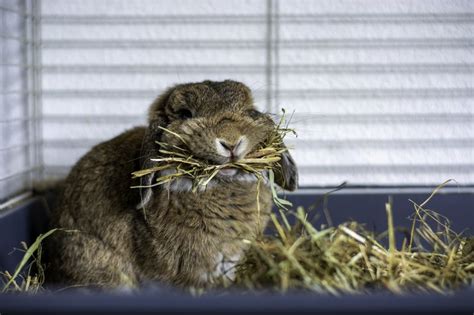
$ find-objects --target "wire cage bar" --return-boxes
[0,0,42,204]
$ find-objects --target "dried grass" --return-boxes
[131,111,295,194]
[1,229,57,294]
[232,183,474,294]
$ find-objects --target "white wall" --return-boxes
[40,0,474,187]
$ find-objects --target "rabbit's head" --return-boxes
[138,80,297,207]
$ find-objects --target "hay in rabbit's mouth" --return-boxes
[131,111,295,193]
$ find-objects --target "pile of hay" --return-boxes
[232,188,474,294]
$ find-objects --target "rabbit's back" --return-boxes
[52,126,146,226]
[47,127,147,287]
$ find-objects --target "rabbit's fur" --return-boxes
[47,80,298,289]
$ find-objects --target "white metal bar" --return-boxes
[43,139,105,148]
[5,63,474,73]
[36,88,473,99]
[4,88,473,100]
[0,5,30,17]
[0,191,33,211]
[0,117,38,124]
[40,89,160,98]
[0,63,30,67]
[291,186,474,195]
[0,90,32,95]
[298,164,474,173]
[265,0,273,113]
[32,0,44,182]
[288,113,474,123]
[0,167,41,182]
[284,138,474,149]
[35,113,472,124]
[39,13,474,25]
[24,0,35,193]
[41,39,267,49]
[40,138,474,149]
[0,34,29,41]
[40,38,474,50]
[41,64,267,73]
[42,164,474,175]
[42,115,145,123]
[273,0,280,114]
[36,63,474,74]
[277,13,474,24]
[1,2,6,134]
[41,14,265,24]
[277,38,474,49]
[0,143,37,152]
[277,88,474,99]
[38,89,265,98]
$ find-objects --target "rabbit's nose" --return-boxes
[219,140,236,152]
[215,136,248,160]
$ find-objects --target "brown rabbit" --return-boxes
[46,80,298,289]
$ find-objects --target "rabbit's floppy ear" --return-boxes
[257,111,298,192]
[273,147,298,192]
[136,88,173,210]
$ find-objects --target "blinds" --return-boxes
[36,0,474,188]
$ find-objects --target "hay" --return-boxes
[131,111,295,194]
[1,229,57,294]
[232,187,474,294]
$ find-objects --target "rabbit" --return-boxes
[46,80,298,290]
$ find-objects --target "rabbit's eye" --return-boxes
[247,109,261,119]
[177,109,193,120]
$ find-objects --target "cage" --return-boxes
[0,0,473,313]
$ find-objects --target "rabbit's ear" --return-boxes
[273,148,298,191]
[136,89,173,210]
[249,110,298,192]
[203,80,253,107]
[136,128,160,210]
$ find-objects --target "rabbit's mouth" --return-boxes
[218,167,238,177]
[215,168,261,183]
[159,167,260,193]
